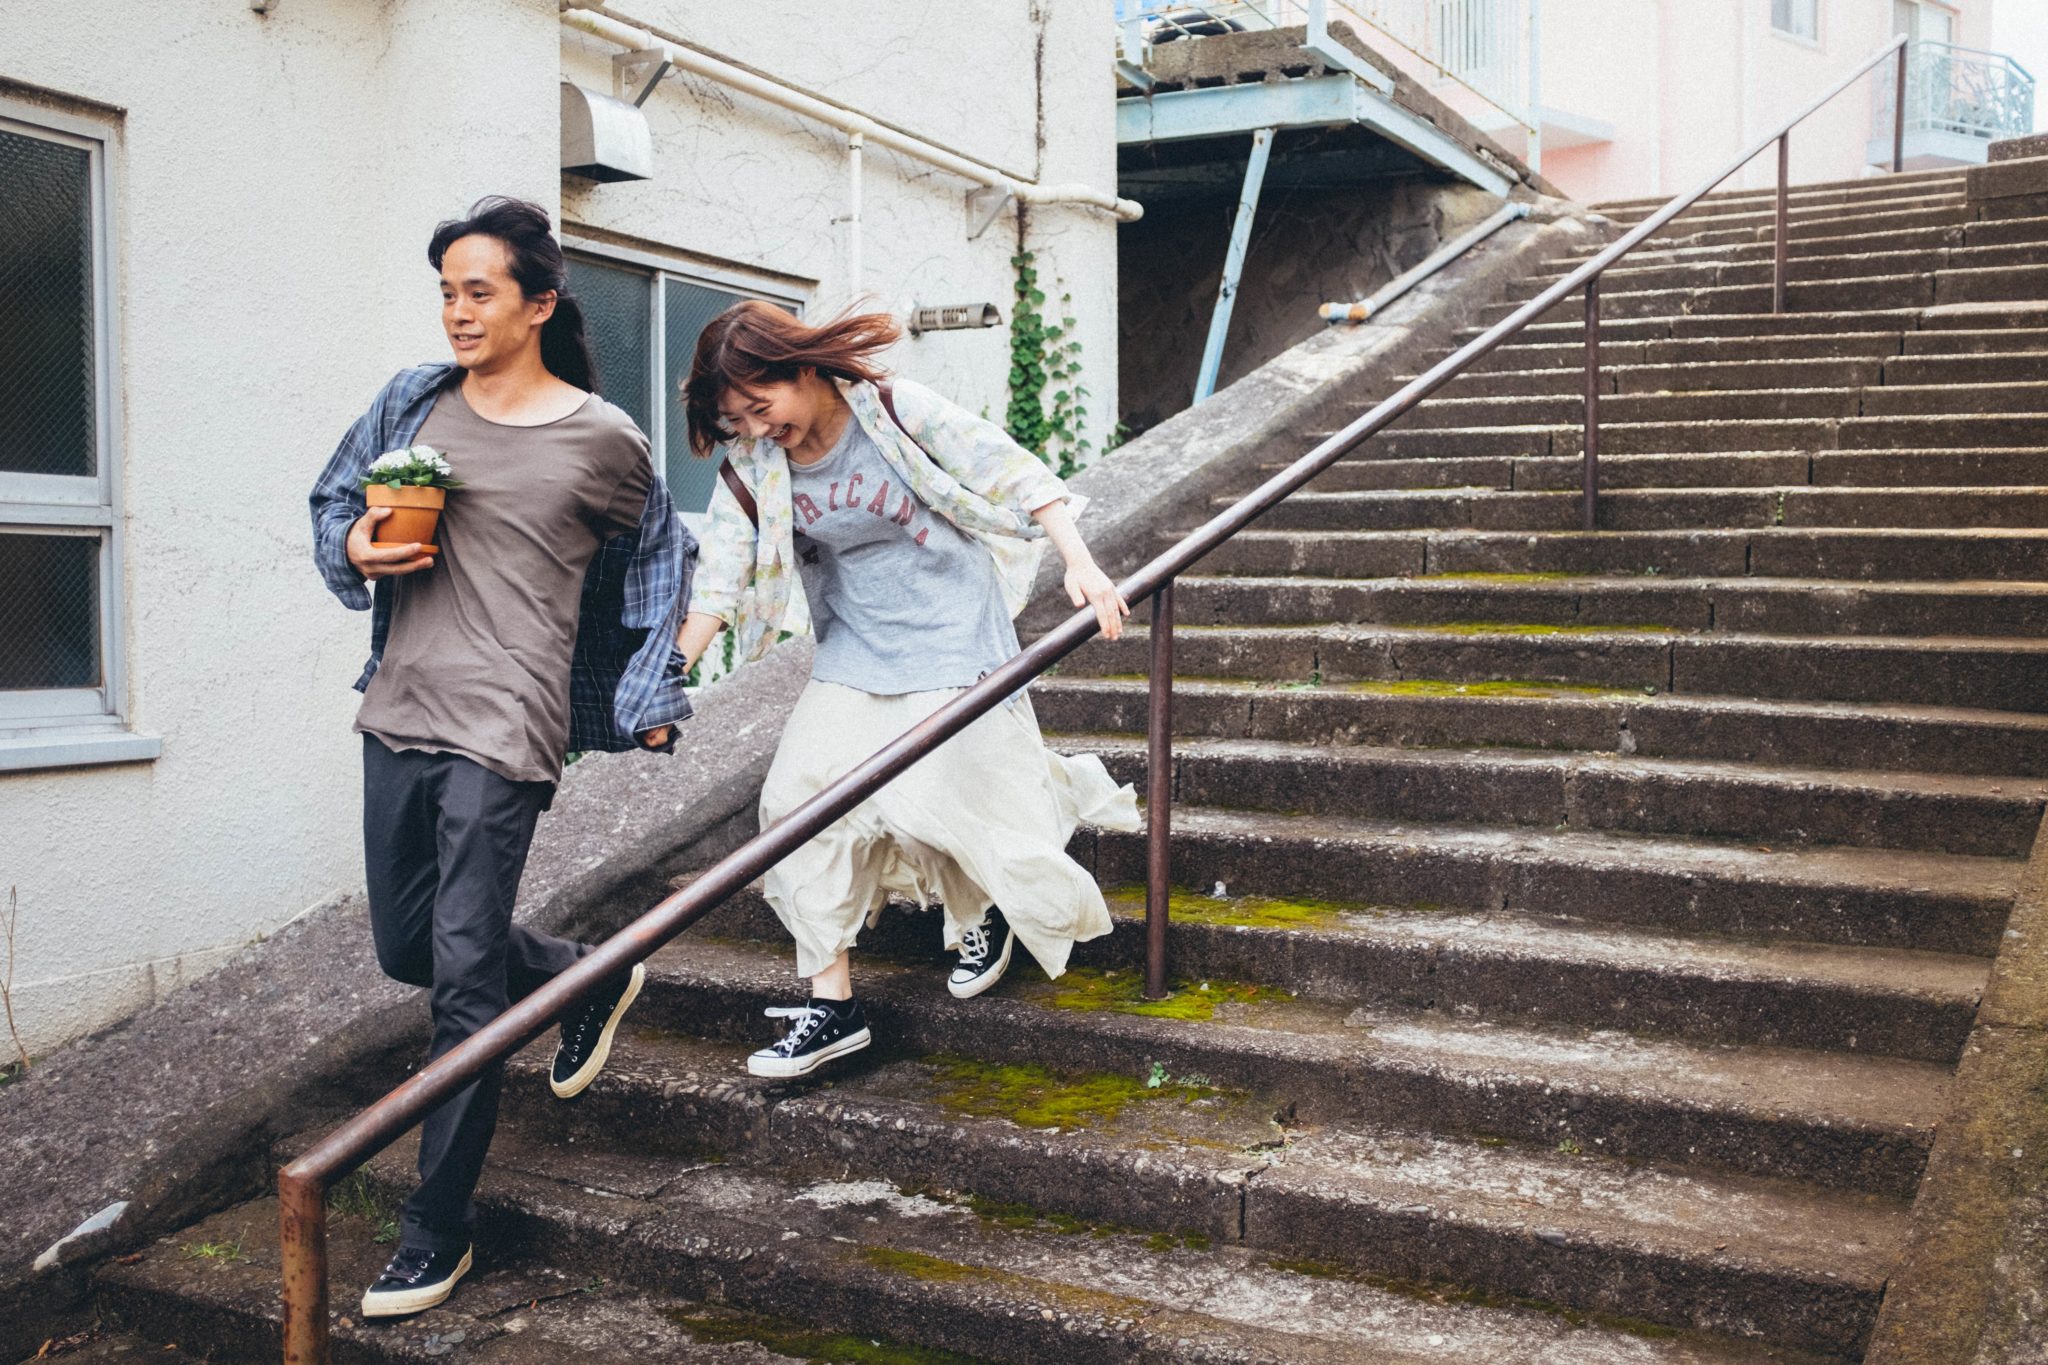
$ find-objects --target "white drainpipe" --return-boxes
[846,131,864,295]
[559,1,1144,224]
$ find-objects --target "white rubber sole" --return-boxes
[746,1025,872,1078]
[360,1245,472,1319]
[947,926,1015,1000]
[549,963,645,1099]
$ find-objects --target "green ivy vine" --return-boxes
[1006,251,1092,478]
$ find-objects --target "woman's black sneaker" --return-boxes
[948,910,1014,999]
[746,997,871,1078]
[550,962,645,1098]
[360,1243,472,1318]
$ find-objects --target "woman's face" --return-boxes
[717,373,828,450]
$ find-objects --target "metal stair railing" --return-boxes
[276,33,1918,1362]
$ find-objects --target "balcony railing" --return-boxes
[1871,40,2035,166]
[1113,0,1538,144]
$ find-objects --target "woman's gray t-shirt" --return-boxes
[786,416,1019,696]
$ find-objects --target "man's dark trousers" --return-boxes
[362,734,587,1253]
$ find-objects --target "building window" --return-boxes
[0,101,142,764]
[1772,0,1819,42]
[565,246,802,517]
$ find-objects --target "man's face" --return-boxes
[439,234,552,374]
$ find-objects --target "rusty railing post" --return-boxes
[1774,133,1790,313]
[279,1170,330,1364]
[1144,579,1174,1001]
[1582,275,1600,532]
[1894,42,1908,173]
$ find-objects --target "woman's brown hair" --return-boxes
[683,301,902,456]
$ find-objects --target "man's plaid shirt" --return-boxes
[310,363,695,754]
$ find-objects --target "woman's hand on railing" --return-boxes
[1064,559,1130,641]
[1032,497,1129,641]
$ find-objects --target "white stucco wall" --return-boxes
[0,0,1119,1056]
[560,0,1118,448]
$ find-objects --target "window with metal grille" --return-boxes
[565,246,803,519]
[0,101,128,743]
[1772,0,1819,41]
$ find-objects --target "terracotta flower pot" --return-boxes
[364,483,446,553]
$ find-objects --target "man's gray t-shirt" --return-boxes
[355,383,652,784]
[787,416,1018,696]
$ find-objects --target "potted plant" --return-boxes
[360,445,459,552]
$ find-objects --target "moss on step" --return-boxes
[665,1302,983,1363]
[1418,621,1671,636]
[959,1192,1215,1252]
[858,1246,992,1284]
[927,1054,1219,1130]
[1036,966,1293,1022]
[1104,885,1348,931]
[1416,571,1578,582]
[1339,678,1633,699]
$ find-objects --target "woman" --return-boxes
[673,301,1140,1079]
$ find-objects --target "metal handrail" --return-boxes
[276,33,1917,1362]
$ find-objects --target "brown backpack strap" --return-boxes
[876,380,925,455]
[717,458,759,528]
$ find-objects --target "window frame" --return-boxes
[561,234,807,524]
[0,97,147,767]
[1770,0,1821,47]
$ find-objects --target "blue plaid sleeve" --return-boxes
[566,473,697,752]
[309,365,452,613]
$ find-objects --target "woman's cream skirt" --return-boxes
[759,679,1141,980]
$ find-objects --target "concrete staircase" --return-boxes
[83,168,2046,1362]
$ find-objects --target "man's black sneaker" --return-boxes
[550,962,645,1099]
[360,1243,473,1318]
[947,909,1014,999]
[746,997,871,1078]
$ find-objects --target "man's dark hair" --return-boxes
[428,196,600,392]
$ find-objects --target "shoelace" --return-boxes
[379,1247,435,1286]
[764,1003,831,1056]
[957,924,991,969]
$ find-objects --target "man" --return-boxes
[309,197,693,1317]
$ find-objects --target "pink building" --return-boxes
[1534,0,2024,203]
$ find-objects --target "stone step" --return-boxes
[1092,802,2012,958]
[1598,192,1969,236]
[1423,356,1885,399]
[1884,350,2048,385]
[111,1179,1787,1365]
[1362,413,2048,458]
[1063,618,2048,713]
[1592,168,1965,215]
[1271,448,2048,492]
[469,1026,1908,1356]
[1903,325,2048,353]
[1639,202,1973,252]
[1080,731,2043,858]
[1432,354,2048,398]
[1033,676,2048,781]
[1162,571,2048,639]
[1394,386,2048,431]
[614,938,1945,1199]
[1544,214,2039,270]
[1552,217,2048,274]
[1501,246,2048,303]
[1476,274,1943,327]
[697,880,1981,1063]
[1454,304,2048,349]
[1181,526,2048,585]
[1238,486,2048,533]
[1467,331,1909,373]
